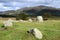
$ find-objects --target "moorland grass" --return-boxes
[0,20,60,40]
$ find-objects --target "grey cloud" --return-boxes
[0,0,24,2]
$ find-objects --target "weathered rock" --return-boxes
[27,28,43,39]
[28,18,33,22]
[37,16,43,22]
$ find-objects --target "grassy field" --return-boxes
[0,20,60,40]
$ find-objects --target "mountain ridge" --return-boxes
[0,5,60,17]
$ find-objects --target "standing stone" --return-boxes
[33,28,43,39]
[3,21,12,27]
[28,18,33,22]
[20,19,23,22]
[3,19,13,27]
[37,16,43,22]
[27,28,43,39]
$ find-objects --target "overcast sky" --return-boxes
[0,0,60,11]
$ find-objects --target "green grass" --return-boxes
[0,20,60,40]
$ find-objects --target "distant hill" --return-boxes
[0,5,60,17]
[0,10,16,17]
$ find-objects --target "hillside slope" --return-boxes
[0,6,60,17]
